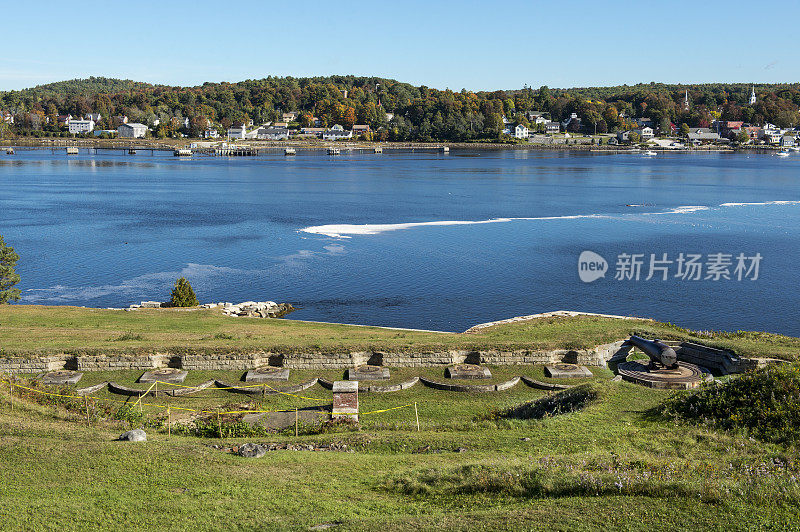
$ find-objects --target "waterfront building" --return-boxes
[68,119,95,134]
[227,124,247,139]
[514,124,529,139]
[544,121,560,134]
[300,127,325,138]
[117,123,147,138]
[256,127,290,140]
[322,128,353,140]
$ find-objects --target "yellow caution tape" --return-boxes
[2,381,414,422]
[153,380,322,401]
[2,380,415,418]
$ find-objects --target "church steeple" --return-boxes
[683,89,690,110]
[749,85,757,105]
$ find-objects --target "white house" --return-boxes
[514,124,529,139]
[779,136,795,148]
[282,112,298,123]
[68,119,95,134]
[635,126,654,139]
[544,121,560,134]
[117,123,147,138]
[256,127,289,140]
[764,132,782,144]
[322,129,353,140]
[227,124,247,139]
[203,129,219,139]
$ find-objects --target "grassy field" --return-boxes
[2,305,800,360]
[3,305,800,529]
[1,376,799,530]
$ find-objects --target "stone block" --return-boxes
[332,380,358,422]
[347,365,389,381]
[139,368,188,383]
[544,363,593,379]
[39,370,83,386]
[245,366,290,382]
[445,364,492,379]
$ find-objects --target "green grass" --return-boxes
[2,377,800,530]
[2,305,799,360]
[3,305,800,528]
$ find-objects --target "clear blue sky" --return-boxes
[2,0,797,91]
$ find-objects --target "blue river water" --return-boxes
[1,147,799,335]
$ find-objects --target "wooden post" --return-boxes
[9,379,13,411]
[138,394,142,414]
[85,395,90,427]
[167,406,171,438]
[414,402,420,432]
[295,408,298,437]
[217,411,222,439]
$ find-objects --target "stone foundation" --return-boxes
[0,341,626,375]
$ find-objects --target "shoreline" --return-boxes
[0,137,763,153]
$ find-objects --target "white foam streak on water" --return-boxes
[301,215,606,238]
[300,200,800,238]
[719,200,800,207]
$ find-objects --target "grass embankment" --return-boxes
[2,377,800,530]
[2,305,799,360]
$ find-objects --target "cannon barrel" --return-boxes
[627,335,678,367]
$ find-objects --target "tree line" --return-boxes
[2,76,799,141]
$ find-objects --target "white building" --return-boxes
[68,119,95,134]
[544,121,560,134]
[514,124,529,139]
[227,125,247,139]
[635,126,654,139]
[256,127,290,140]
[749,86,757,105]
[85,113,102,123]
[117,123,148,138]
[322,129,353,140]
[203,129,219,139]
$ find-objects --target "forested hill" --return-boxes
[3,76,799,141]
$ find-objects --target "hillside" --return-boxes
[2,75,799,142]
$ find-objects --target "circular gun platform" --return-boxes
[617,361,705,390]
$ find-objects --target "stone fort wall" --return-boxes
[0,341,627,375]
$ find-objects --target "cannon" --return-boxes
[626,335,678,368]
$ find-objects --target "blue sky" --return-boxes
[2,0,797,91]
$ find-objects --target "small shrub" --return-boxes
[111,331,144,342]
[177,418,274,438]
[500,383,602,420]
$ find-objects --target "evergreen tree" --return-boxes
[169,277,198,307]
[0,235,21,304]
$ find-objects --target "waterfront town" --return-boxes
[2,81,799,150]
